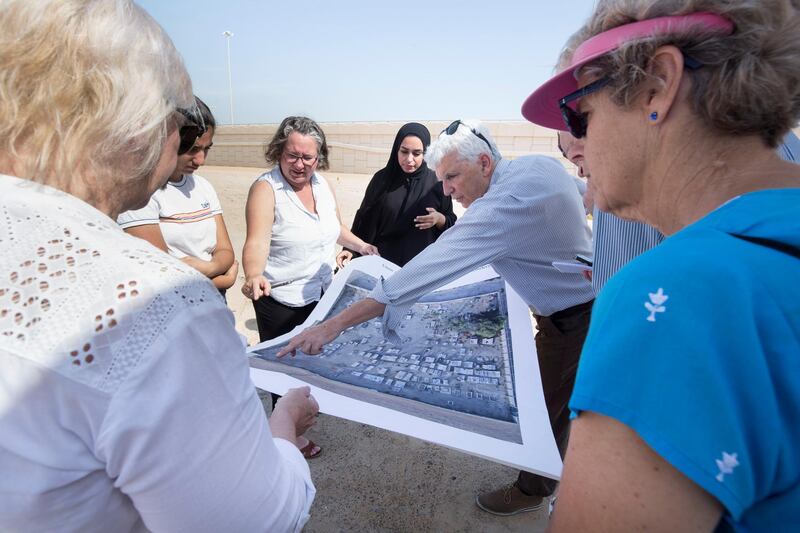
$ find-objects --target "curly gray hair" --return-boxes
[264,116,330,171]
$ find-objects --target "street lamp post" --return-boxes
[222,30,234,125]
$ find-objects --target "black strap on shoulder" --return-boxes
[729,234,800,261]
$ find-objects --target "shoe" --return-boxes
[475,483,545,516]
[298,438,322,459]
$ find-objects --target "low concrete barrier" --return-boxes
[206,120,571,175]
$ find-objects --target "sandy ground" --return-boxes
[202,165,549,532]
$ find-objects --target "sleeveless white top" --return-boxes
[258,168,340,307]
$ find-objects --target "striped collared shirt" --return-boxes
[778,130,800,162]
[591,210,664,293]
[370,156,594,335]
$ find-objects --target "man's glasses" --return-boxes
[283,152,318,166]
[442,120,495,154]
[560,53,703,139]
[558,77,610,139]
[176,106,207,155]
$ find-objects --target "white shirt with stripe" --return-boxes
[117,174,222,261]
[370,155,595,335]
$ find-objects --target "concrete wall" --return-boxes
[206,121,567,175]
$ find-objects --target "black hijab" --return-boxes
[350,122,456,266]
[382,122,431,182]
[356,123,433,214]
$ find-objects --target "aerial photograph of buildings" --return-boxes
[251,270,522,443]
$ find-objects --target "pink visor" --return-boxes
[521,13,734,130]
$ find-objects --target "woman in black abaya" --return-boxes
[337,122,456,267]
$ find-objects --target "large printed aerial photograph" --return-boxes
[251,270,521,443]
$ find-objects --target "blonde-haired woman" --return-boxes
[0,1,317,530]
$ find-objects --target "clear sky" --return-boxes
[137,0,598,125]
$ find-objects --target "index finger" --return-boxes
[276,337,300,357]
[252,285,263,300]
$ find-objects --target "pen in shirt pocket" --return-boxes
[270,277,302,289]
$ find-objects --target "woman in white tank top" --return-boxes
[242,116,379,458]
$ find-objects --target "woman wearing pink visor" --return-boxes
[523,2,800,531]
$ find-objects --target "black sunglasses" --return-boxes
[558,77,611,139]
[559,53,704,139]
[176,106,207,155]
[442,120,495,154]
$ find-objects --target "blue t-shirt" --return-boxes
[571,189,800,531]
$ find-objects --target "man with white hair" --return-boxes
[280,120,595,515]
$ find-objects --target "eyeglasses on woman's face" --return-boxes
[559,53,703,138]
[283,151,318,166]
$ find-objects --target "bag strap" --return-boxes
[729,234,800,260]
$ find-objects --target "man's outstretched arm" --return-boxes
[276,298,386,357]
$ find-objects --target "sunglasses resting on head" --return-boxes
[442,120,495,155]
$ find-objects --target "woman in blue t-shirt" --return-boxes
[523,2,800,531]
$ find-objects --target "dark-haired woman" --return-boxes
[118,96,238,294]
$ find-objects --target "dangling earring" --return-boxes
[649,111,659,121]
